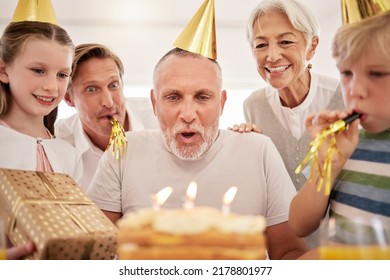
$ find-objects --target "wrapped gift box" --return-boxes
[0,168,118,260]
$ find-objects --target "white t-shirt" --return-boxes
[87,129,296,227]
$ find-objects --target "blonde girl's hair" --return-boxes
[0,21,74,135]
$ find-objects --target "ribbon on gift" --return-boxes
[7,172,94,237]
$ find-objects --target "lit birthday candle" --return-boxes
[151,186,173,211]
[183,181,197,210]
[222,186,237,215]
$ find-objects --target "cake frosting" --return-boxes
[118,207,265,235]
[117,207,266,260]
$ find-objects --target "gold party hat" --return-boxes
[11,0,58,25]
[173,0,217,59]
[341,0,390,24]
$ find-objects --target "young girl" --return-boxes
[0,21,83,259]
[0,21,82,178]
[289,12,390,251]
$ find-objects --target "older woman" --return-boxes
[243,0,344,191]
[241,0,344,248]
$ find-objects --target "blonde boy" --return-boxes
[289,12,390,250]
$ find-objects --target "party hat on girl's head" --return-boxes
[341,0,390,24]
[173,0,217,60]
[11,0,58,25]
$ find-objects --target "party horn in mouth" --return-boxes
[295,112,361,195]
[106,117,128,160]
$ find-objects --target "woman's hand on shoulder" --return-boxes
[228,122,263,134]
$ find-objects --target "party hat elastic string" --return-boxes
[106,118,128,160]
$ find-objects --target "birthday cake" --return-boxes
[116,207,266,260]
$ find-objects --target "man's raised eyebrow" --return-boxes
[162,89,182,96]
[80,80,98,86]
[195,89,214,95]
[194,89,217,99]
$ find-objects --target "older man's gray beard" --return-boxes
[164,123,218,160]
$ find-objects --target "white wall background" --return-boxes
[0,0,342,129]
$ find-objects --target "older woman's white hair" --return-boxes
[246,0,320,46]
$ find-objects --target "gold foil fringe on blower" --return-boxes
[106,117,128,160]
[295,112,361,196]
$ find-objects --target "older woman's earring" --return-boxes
[307,63,312,70]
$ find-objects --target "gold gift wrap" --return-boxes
[0,168,117,260]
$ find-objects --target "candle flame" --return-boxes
[186,181,197,200]
[155,186,173,206]
[223,186,237,205]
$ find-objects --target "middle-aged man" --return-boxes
[55,44,159,190]
[87,48,308,259]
